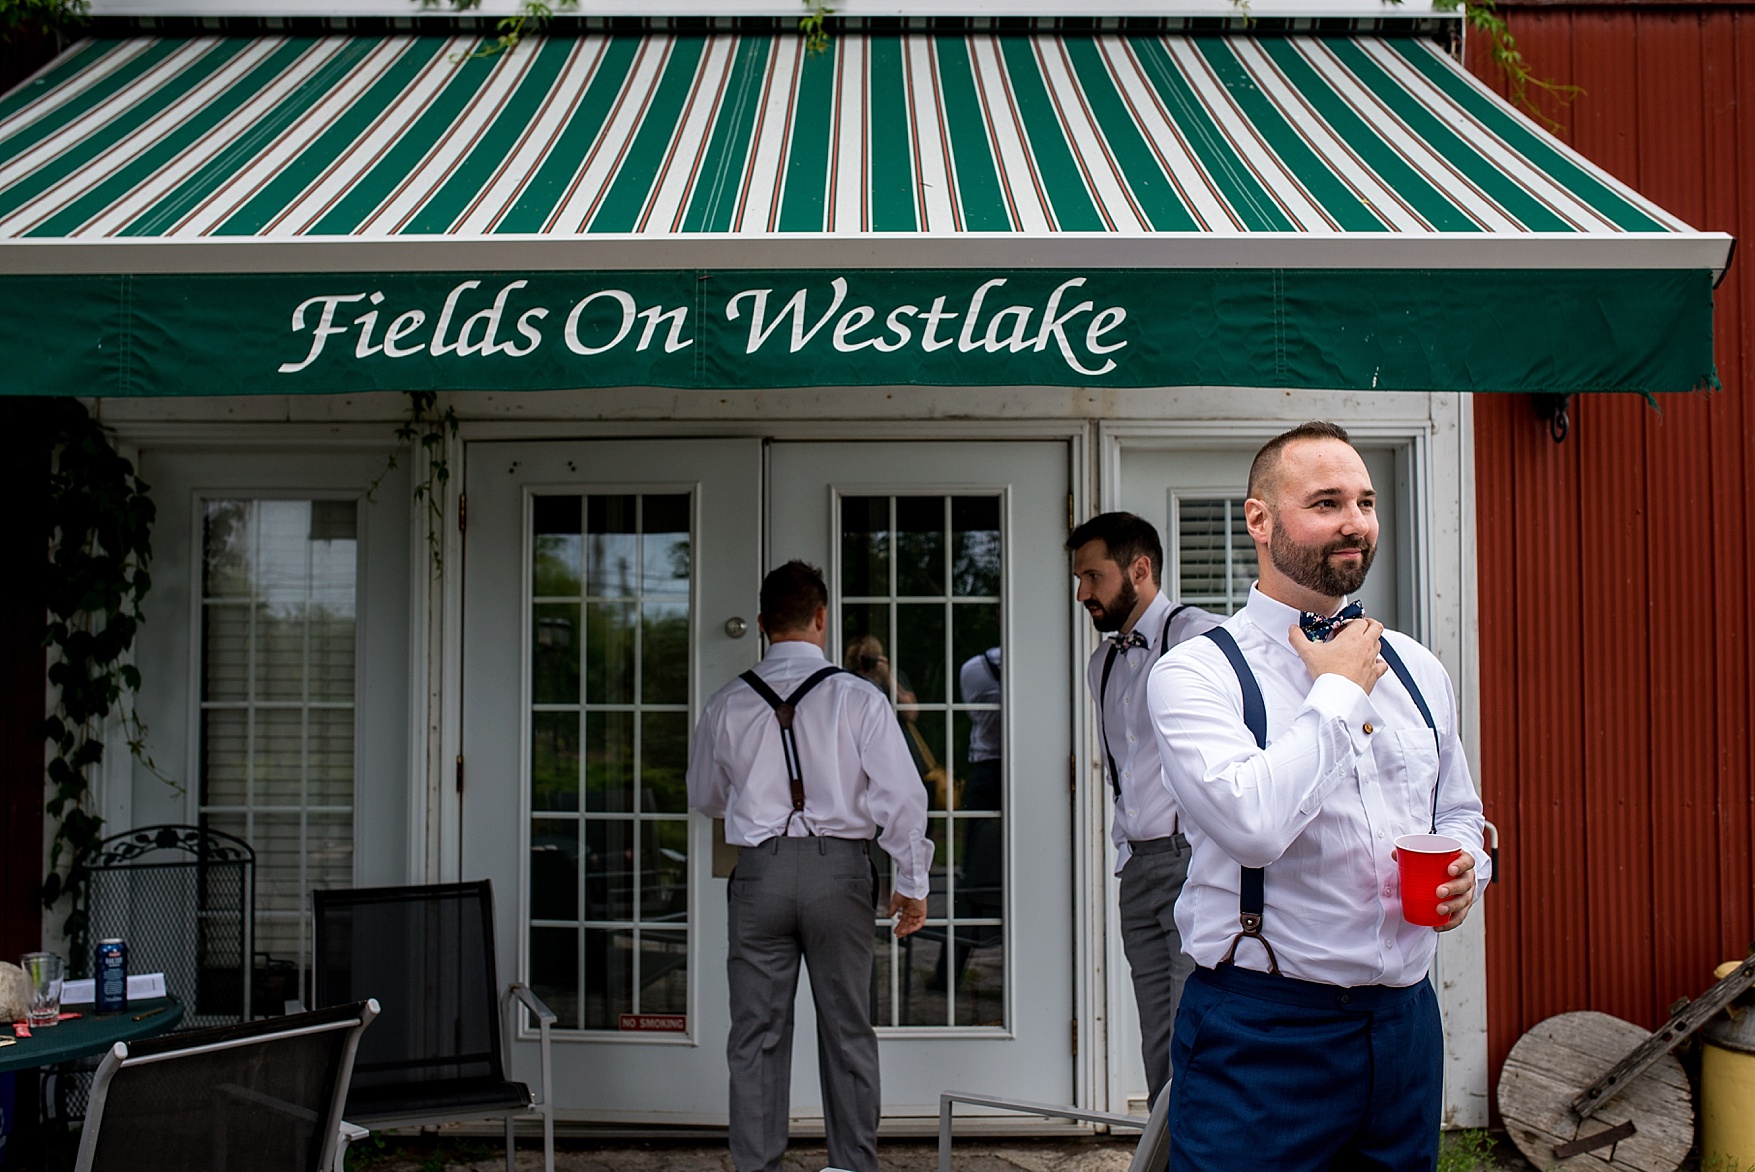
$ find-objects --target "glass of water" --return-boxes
[21,951,64,1028]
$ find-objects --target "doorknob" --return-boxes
[724,617,749,639]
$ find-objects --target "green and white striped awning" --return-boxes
[0,29,1730,396]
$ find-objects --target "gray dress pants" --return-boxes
[726,836,881,1172]
[1117,834,1194,1106]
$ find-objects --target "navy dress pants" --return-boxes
[1167,965,1443,1172]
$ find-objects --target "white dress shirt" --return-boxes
[1148,586,1489,988]
[1086,591,1224,874]
[688,640,935,899]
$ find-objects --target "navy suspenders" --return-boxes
[1097,604,1189,801]
[739,664,846,835]
[1199,626,1439,975]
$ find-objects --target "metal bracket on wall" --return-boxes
[1531,393,1573,444]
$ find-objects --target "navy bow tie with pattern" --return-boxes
[1113,630,1150,651]
[1299,601,1365,642]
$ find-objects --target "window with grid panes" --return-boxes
[1176,496,1258,615]
[528,494,691,1031]
[197,499,358,985]
[842,495,1004,1029]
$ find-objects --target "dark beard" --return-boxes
[1085,576,1139,633]
[1269,522,1375,598]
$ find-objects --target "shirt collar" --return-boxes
[764,639,828,663]
[1242,583,1355,655]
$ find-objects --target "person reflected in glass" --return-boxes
[941,647,1003,992]
[844,634,947,805]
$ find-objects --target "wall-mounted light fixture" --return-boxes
[1531,393,1572,444]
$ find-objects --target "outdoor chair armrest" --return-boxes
[508,982,558,1025]
[505,981,556,1171]
[333,1121,370,1172]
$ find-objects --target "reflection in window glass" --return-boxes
[1177,497,1257,615]
[198,499,358,990]
[529,493,692,1031]
[841,495,1003,1029]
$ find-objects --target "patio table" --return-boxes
[0,996,183,1073]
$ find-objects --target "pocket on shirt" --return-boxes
[1393,727,1441,826]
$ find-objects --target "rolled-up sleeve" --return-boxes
[1149,647,1375,869]
[856,695,936,899]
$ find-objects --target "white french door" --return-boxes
[460,436,1073,1122]
[768,441,1074,1115]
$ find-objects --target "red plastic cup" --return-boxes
[1395,834,1463,927]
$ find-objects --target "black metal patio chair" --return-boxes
[311,880,554,1172]
[74,999,379,1172]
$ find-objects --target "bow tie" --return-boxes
[1113,630,1150,652]
[1299,601,1364,642]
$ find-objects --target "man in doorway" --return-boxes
[1149,422,1488,1170]
[1067,512,1222,1106]
[687,560,932,1172]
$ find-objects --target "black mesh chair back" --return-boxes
[75,1000,377,1172]
[313,881,518,1117]
[83,824,254,1029]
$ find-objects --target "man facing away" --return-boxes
[1149,422,1488,1170]
[1067,513,1222,1106]
[687,560,932,1172]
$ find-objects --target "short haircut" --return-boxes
[1247,420,1355,501]
[760,559,829,633]
[1064,512,1163,585]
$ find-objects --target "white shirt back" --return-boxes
[1148,586,1488,988]
[687,640,935,899]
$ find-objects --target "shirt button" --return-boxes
[1127,733,1136,743]
[1363,722,1375,734]
[1384,885,1393,896]
[1377,830,1385,840]
[1124,694,1131,703]
[1385,939,1395,949]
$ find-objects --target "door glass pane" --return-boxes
[197,499,358,997]
[529,491,693,1032]
[843,493,1005,1029]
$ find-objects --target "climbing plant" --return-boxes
[800,0,833,55]
[0,0,86,39]
[369,391,460,577]
[40,400,160,956]
[1436,0,1580,129]
[424,0,578,56]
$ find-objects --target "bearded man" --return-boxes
[1066,512,1221,1107]
[1148,421,1488,1171]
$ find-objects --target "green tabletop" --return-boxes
[0,997,183,1073]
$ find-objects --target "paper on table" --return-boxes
[60,973,167,1005]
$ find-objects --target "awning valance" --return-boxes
[0,29,1730,396]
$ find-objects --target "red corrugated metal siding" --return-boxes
[1469,4,1755,1108]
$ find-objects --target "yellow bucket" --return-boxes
[1702,961,1755,1172]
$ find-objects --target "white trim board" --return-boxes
[2,232,1732,276]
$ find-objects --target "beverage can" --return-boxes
[95,939,128,1014]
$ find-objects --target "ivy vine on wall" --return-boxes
[369,390,460,576]
[41,400,161,957]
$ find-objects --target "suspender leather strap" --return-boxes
[739,665,846,834]
[1201,627,1278,975]
[1098,604,1193,802]
[1377,639,1441,834]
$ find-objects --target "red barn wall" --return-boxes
[1468,1,1755,1104]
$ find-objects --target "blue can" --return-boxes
[95,939,128,1014]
